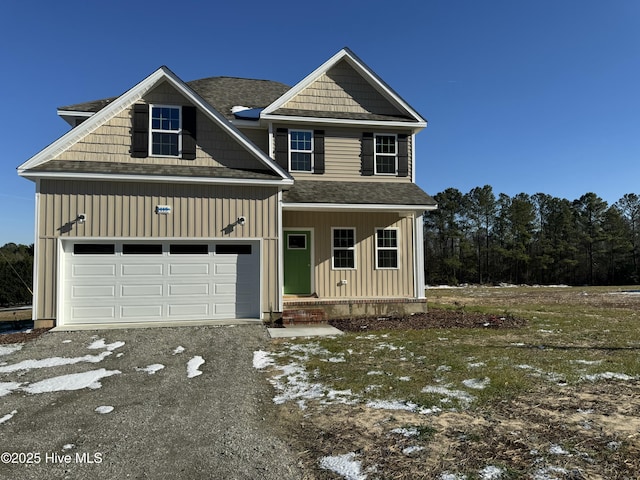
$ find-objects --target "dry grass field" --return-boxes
[261,286,640,479]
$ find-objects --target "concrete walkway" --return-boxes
[267,325,344,338]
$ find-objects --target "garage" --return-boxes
[59,240,261,325]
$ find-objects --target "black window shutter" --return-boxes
[182,106,197,160]
[131,104,149,158]
[313,130,325,174]
[361,132,374,176]
[275,128,289,170]
[398,134,409,177]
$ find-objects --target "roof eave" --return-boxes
[18,170,294,187]
[282,202,437,212]
[261,113,426,130]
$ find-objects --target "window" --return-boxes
[375,228,398,269]
[170,244,209,255]
[215,244,252,255]
[151,105,181,157]
[375,134,397,174]
[287,234,307,249]
[122,244,163,255]
[73,243,115,255]
[332,228,356,269]
[290,130,313,171]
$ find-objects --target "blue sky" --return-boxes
[2,0,639,245]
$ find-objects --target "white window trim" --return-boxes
[289,129,314,172]
[149,104,182,158]
[331,227,356,270]
[375,227,399,270]
[374,133,397,175]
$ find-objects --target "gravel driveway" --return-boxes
[0,325,304,479]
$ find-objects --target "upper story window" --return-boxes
[290,130,313,172]
[375,134,397,175]
[150,105,182,157]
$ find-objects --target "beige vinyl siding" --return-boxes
[54,81,266,171]
[276,126,413,182]
[282,59,405,117]
[35,179,279,321]
[283,211,415,298]
[238,127,269,155]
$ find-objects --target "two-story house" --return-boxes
[18,48,437,329]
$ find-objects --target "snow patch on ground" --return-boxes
[402,446,424,455]
[62,444,74,451]
[0,351,111,373]
[462,377,490,390]
[0,344,23,356]
[22,369,121,394]
[172,346,185,355]
[253,350,274,369]
[136,364,164,375]
[187,356,205,378]
[422,385,475,406]
[95,406,114,414]
[391,427,420,437]
[319,452,367,480]
[0,409,17,424]
[87,339,125,351]
[582,371,635,381]
[549,444,570,455]
[0,381,21,397]
[479,465,504,479]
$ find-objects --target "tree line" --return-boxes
[0,243,33,306]
[424,187,640,286]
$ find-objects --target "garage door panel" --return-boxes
[122,264,164,276]
[62,240,260,324]
[72,264,116,278]
[169,263,209,275]
[71,285,116,298]
[168,303,209,317]
[121,305,164,319]
[121,284,164,297]
[72,306,116,321]
[168,283,209,296]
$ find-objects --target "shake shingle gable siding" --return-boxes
[282,181,436,206]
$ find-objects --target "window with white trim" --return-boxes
[332,228,356,269]
[289,130,313,171]
[375,134,397,174]
[150,105,181,157]
[375,228,398,269]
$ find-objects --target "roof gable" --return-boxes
[19,67,292,181]
[262,48,427,127]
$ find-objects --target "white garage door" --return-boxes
[61,240,260,325]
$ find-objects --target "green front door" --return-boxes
[284,230,311,294]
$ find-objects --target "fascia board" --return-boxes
[282,202,437,212]
[261,114,426,130]
[262,48,427,125]
[19,170,294,187]
[56,110,94,118]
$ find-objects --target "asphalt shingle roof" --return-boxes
[59,77,292,121]
[270,108,415,122]
[282,180,436,207]
[31,160,279,180]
